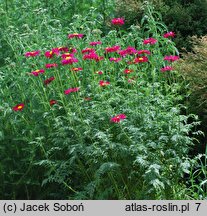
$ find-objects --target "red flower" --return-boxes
[111,18,125,26]
[84,97,92,101]
[56,46,69,52]
[124,69,134,74]
[109,57,122,62]
[133,56,148,63]
[44,76,55,85]
[64,87,80,95]
[12,103,25,111]
[50,100,57,106]
[68,33,84,39]
[61,56,78,65]
[160,66,174,72]
[137,50,151,55]
[164,55,179,62]
[143,38,157,45]
[31,69,45,76]
[111,114,126,123]
[71,67,83,72]
[118,46,137,57]
[105,45,120,53]
[45,63,58,68]
[89,41,102,46]
[45,50,55,58]
[25,50,40,57]
[99,80,110,87]
[61,53,74,59]
[83,52,104,62]
[81,48,95,54]
[95,71,103,75]
[163,31,176,38]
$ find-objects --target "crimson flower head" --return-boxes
[105,45,120,53]
[109,57,122,62]
[50,100,57,106]
[45,63,58,68]
[163,31,176,38]
[61,56,78,65]
[160,66,174,72]
[12,103,25,111]
[111,114,126,123]
[133,56,148,63]
[143,38,157,45]
[25,50,40,57]
[83,52,104,62]
[137,50,151,55]
[31,69,45,76]
[71,67,83,72]
[64,87,80,95]
[99,80,110,87]
[55,46,69,52]
[164,55,179,62]
[89,41,102,46]
[45,50,57,58]
[68,33,84,39]
[44,76,55,85]
[81,48,95,54]
[111,18,125,26]
[124,69,134,74]
[95,71,103,75]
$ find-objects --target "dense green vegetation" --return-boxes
[0,0,206,199]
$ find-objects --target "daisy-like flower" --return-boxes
[99,80,110,87]
[56,46,69,52]
[111,18,125,26]
[61,56,78,65]
[64,87,80,95]
[71,67,83,72]
[89,41,102,46]
[118,46,137,57]
[61,53,74,59]
[105,45,120,53]
[50,100,57,106]
[143,38,157,45]
[68,33,84,39]
[109,57,122,62]
[44,76,55,85]
[83,52,104,62]
[163,31,176,38]
[25,50,40,57]
[164,55,179,62]
[124,69,134,74]
[133,56,148,63]
[137,49,151,55]
[12,103,25,111]
[45,50,56,58]
[81,48,95,54]
[95,71,103,75]
[31,69,45,76]
[111,114,126,123]
[160,66,174,72]
[45,63,58,68]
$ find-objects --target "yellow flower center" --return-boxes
[17,105,23,109]
[139,57,143,61]
[34,70,40,73]
[49,51,53,55]
[65,57,71,60]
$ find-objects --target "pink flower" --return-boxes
[164,55,179,62]
[45,50,57,58]
[133,56,148,63]
[118,46,137,57]
[68,33,84,39]
[163,31,176,38]
[89,41,102,46]
[81,48,96,54]
[83,52,104,62]
[137,50,151,55]
[111,18,125,26]
[61,56,78,65]
[31,69,45,76]
[25,50,40,57]
[44,76,55,85]
[111,114,126,123]
[50,100,57,106]
[124,69,133,74]
[56,46,69,52]
[12,103,25,111]
[45,63,58,68]
[61,53,74,59]
[71,67,83,72]
[105,45,120,53]
[143,38,157,45]
[160,66,174,72]
[99,80,110,87]
[64,87,80,95]
[109,57,122,62]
